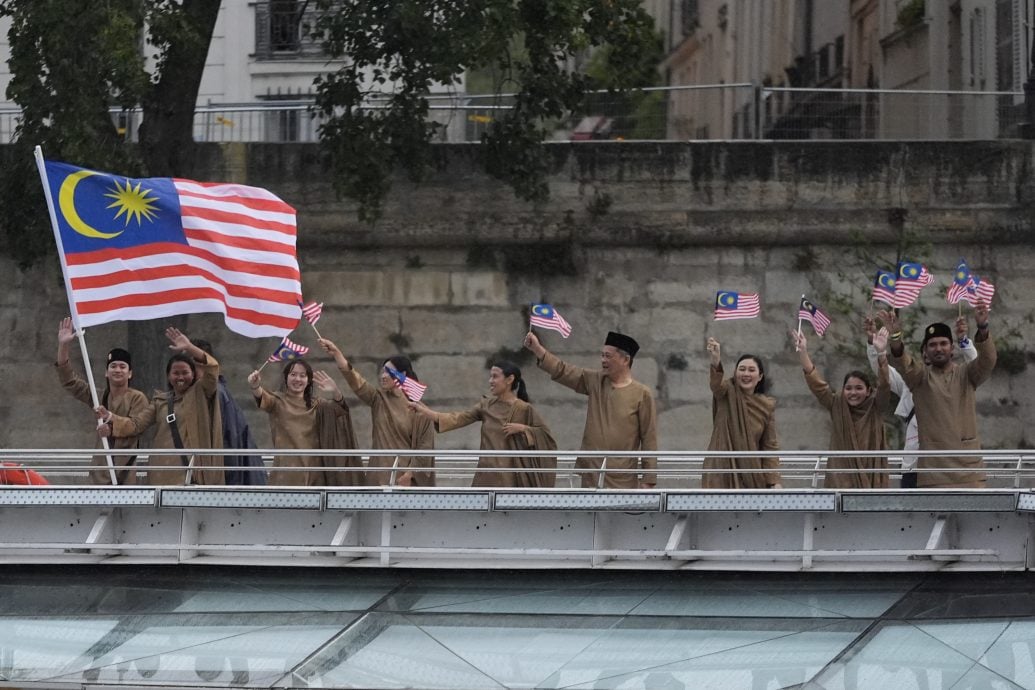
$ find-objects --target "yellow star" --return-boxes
[105,178,160,226]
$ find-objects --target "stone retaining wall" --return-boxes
[3,140,1033,465]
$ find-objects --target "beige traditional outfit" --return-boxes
[56,360,150,485]
[109,355,224,485]
[538,352,657,489]
[803,367,890,489]
[341,366,435,486]
[436,397,558,487]
[256,389,360,486]
[891,335,996,488]
[704,363,780,489]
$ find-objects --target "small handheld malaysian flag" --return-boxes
[966,274,996,307]
[386,367,428,402]
[714,291,760,321]
[300,301,323,325]
[298,300,324,338]
[892,261,934,308]
[268,337,309,363]
[529,304,572,338]
[872,270,898,308]
[946,259,975,305]
[798,296,832,336]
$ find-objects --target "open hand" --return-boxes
[165,326,192,352]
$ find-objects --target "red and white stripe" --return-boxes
[799,307,831,336]
[66,180,301,338]
[397,377,428,402]
[966,277,996,306]
[714,292,761,321]
[529,309,572,338]
[301,301,323,325]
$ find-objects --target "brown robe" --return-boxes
[704,363,780,489]
[56,360,150,485]
[436,397,558,487]
[257,389,356,486]
[341,366,435,486]
[804,367,890,489]
[312,401,363,486]
[892,335,996,487]
[110,355,224,485]
[538,352,657,489]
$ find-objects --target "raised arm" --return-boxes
[166,327,219,396]
[321,338,379,406]
[313,370,350,415]
[871,327,893,410]
[866,315,906,397]
[707,337,728,396]
[55,317,92,404]
[525,332,590,395]
[956,316,978,364]
[793,330,835,410]
[247,370,278,411]
[967,302,996,387]
[880,309,925,389]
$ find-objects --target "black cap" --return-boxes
[605,331,640,358]
[107,348,132,368]
[922,323,953,347]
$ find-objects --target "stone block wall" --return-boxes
[4,140,1033,468]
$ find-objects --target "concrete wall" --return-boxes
[4,140,1034,462]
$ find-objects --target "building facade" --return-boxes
[648,0,1033,139]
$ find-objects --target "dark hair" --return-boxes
[166,353,197,381]
[282,359,315,408]
[493,360,529,402]
[735,353,768,394]
[842,369,872,390]
[193,339,214,357]
[383,356,418,381]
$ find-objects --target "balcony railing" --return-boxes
[0,85,1026,145]
[254,0,327,60]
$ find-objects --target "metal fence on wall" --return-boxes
[0,85,1027,145]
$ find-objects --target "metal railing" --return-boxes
[0,85,1025,145]
[5,448,1035,489]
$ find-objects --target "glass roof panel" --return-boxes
[2,567,1035,689]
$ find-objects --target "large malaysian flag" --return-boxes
[41,158,302,338]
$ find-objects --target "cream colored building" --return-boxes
[646,0,1032,139]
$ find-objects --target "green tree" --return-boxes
[0,0,220,392]
[0,0,658,381]
[311,0,660,219]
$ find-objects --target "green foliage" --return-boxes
[0,0,150,266]
[311,0,659,219]
[579,33,665,140]
[896,0,925,30]
[0,0,218,267]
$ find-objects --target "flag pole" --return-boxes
[309,322,323,340]
[795,294,804,352]
[528,304,534,334]
[34,146,118,485]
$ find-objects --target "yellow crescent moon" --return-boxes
[58,170,124,240]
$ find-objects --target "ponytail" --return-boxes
[494,360,529,402]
